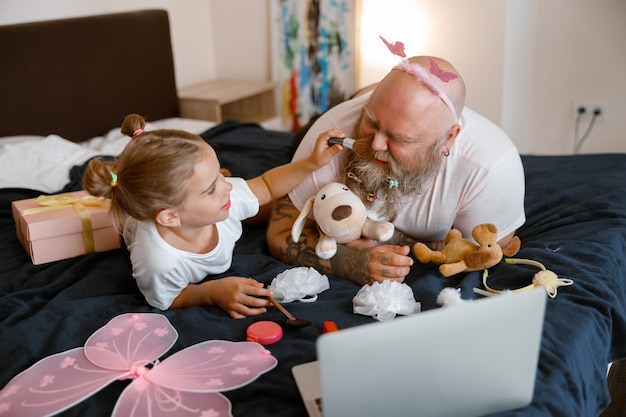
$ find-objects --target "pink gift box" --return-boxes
[12,191,121,265]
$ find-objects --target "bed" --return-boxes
[1,9,626,417]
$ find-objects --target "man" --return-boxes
[266,55,525,285]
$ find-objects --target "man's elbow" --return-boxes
[266,228,290,261]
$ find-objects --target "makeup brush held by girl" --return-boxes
[328,135,372,158]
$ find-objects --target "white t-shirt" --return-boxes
[289,92,526,243]
[123,177,259,310]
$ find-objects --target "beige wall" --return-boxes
[530,0,626,154]
[0,0,217,89]
[2,0,624,154]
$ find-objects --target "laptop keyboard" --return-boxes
[306,397,324,417]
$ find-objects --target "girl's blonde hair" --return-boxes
[82,114,206,232]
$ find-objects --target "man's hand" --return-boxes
[365,244,414,283]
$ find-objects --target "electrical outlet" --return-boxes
[572,101,608,121]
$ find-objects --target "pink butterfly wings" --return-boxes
[379,35,406,58]
[0,313,278,417]
[84,312,178,371]
[113,382,232,417]
[428,57,458,82]
[0,348,124,416]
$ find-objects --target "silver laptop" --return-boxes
[292,288,547,417]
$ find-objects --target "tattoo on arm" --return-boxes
[271,195,372,285]
[330,245,372,286]
[270,196,299,222]
[383,229,447,253]
[280,227,330,272]
[271,196,331,273]
[386,229,417,247]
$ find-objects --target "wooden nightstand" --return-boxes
[178,79,277,123]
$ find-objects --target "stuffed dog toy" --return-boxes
[291,182,395,259]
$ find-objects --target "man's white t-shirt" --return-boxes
[123,177,259,310]
[289,92,526,243]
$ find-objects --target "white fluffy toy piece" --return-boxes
[353,280,420,321]
[269,267,330,303]
[437,287,471,307]
[291,182,395,259]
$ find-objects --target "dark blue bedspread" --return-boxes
[1,121,625,416]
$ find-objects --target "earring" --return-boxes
[443,149,450,157]
[176,219,181,227]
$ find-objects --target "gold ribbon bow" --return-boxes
[19,193,111,255]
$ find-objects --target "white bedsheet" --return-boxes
[0,118,215,193]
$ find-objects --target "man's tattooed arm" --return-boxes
[329,244,373,286]
[385,229,417,248]
[387,229,445,251]
[266,195,371,285]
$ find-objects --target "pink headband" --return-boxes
[380,36,459,123]
[392,59,458,123]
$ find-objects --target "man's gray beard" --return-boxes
[341,139,443,221]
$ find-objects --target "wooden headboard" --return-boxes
[0,9,180,142]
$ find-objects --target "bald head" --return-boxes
[408,57,465,113]
[379,56,466,124]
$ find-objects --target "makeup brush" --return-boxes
[328,135,372,158]
[268,296,311,328]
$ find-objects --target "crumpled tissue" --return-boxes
[353,280,420,321]
[269,267,330,303]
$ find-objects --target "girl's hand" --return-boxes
[209,277,272,319]
[308,128,346,169]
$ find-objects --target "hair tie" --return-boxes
[385,178,399,189]
[109,171,118,187]
[132,129,144,137]
[347,172,363,183]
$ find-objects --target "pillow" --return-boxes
[0,135,101,193]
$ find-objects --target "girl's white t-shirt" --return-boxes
[123,177,258,310]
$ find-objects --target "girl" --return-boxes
[83,114,344,318]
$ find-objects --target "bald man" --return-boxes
[267,56,525,285]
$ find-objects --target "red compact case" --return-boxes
[246,321,283,345]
